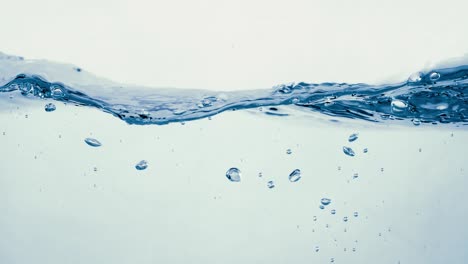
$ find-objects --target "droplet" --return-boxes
[391,99,407,112]
[267,180,275,189]
[348,133,359,142]
[408,72,423,83]
[44,103,56,112]
[343,146,355,157]
[321,198,331,206]
[288,169,301,182]
[363,148,368,153]
[135,160,148,170]
[286,148,292,155]
[354,212,359,217]
[353,173,359,179]
[343,216,348,222]
[84,138,102,147]
[226,168,241,182]
[412,118,421,126]
[429,72,440,81]
[331,209,336,215]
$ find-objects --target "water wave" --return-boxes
[1,52,467,125]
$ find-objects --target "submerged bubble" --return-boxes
[258,172,263,178]
[44,103,56,112]
[363,148,368,153]
[353,173,359,179]
[343,216,348,222]
[50,86,65,99]
[348,133,359,142]
[135,160,148,170]
[354,212,359,217]
[267,180,275,189]
[286,148,292,155]
[321,198,331,206]
[226,168,241,182]
[319,205,325,210]
[343,146,355,157]
[288,169,301,182]
[391,99,407,112]
[429,72,441,81]
[412,118,421,126]
[315,246,319,252]
[331,209,336,215]
[84,138,102,147]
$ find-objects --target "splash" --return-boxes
[1,52,467,125]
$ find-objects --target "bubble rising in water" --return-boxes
[321,198,332,206]
[343,146,355,157]
[288,169,301,182]
[84,138,102,147]
[135,160,148,170]
[267,180,275,189]
[348,133,359,142]
[44,103,56,112]
[226,168,241,182]
[286,148,292,155]
[331,209,336,215]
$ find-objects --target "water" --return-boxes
[1,53,468,264]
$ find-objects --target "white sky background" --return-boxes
[1,0,467,90]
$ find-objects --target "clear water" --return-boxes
[1,53,468,263]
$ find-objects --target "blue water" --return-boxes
[1,52,468,264]
[1,52,467,126]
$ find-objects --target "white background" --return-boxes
[1,0,467,90]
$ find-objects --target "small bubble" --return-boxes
[258,172,263,178]
[363,148,368,153]
[343,216,348,222]
[381,167,384,172]
[353,173,359,179]
[44,103,56,112]
[226,168,241,182]
[354,212,359,217]
[288,169,301,182]
[135,160,148,170]
[352,248,356,252]
[50,86,65,99]
[321,198,332,206]
[331,209,336,215]
[391,99,407,112]
[181,122,186,125]
[429,72,441,81]
[412,118,421,126]
[267,180,275,189]
[93,167,98,172]
[84,138,102,147]
[337,166,341,171]
[419,148,422,152]
[348,133,359,142]
[25,114,28,118]
[313,216,317,221]
[331,258,335,263]
[319,205,325,210]
[286,148,292,155]
[343,146,355,157]
[315,246,319,252]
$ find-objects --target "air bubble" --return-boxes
[226,168,241,182]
